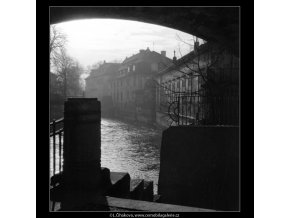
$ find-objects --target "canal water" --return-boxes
[50,118,163,194]
[101,118,162,194]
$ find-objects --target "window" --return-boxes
[133,65,136,71]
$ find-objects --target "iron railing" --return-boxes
[50,118,64,176]
[164,92,239,126]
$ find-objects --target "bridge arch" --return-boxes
[50,7,239,53]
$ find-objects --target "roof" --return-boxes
[86,63,120,79]
[120,48,172,69]
[157,42,212,76]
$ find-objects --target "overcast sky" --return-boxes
[54,19,198,69]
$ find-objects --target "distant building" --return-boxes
[110,48,172,123]
[85,62,120,115]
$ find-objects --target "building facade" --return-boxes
[155,42,239,127]
[85,62,120,115]
[110,48,172,123]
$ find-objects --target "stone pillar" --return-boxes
[62,98,102,209]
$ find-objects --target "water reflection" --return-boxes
[101,118,162,194]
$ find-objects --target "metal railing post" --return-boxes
[52,119,56,176]
[59,132,62,173]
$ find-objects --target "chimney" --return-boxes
[161,51,166,57]
[139,49,145,53]
[173,50,177,63]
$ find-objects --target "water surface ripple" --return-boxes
[101,118,162,194]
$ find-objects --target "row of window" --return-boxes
[111,76,144,90]
[161,76,199,92]
[119,64,136,75]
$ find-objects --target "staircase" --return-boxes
[50,167,158,211]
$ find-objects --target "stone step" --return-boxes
[49,169,131,199]
[130,179,144,200]
[106,172,131,198]
[141,180,154,202]
[50,169,157,204]
[49,167,111,203]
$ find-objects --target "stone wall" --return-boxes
[158,126,239,211]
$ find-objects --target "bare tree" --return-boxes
[50,46,83,99]
[50,25,67,61]
[50,25,84,121]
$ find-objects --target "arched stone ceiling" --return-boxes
[50,7,239,54]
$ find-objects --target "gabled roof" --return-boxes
[157,42,211,76]
[120,48,172,68]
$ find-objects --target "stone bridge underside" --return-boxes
[50,7,239,54]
